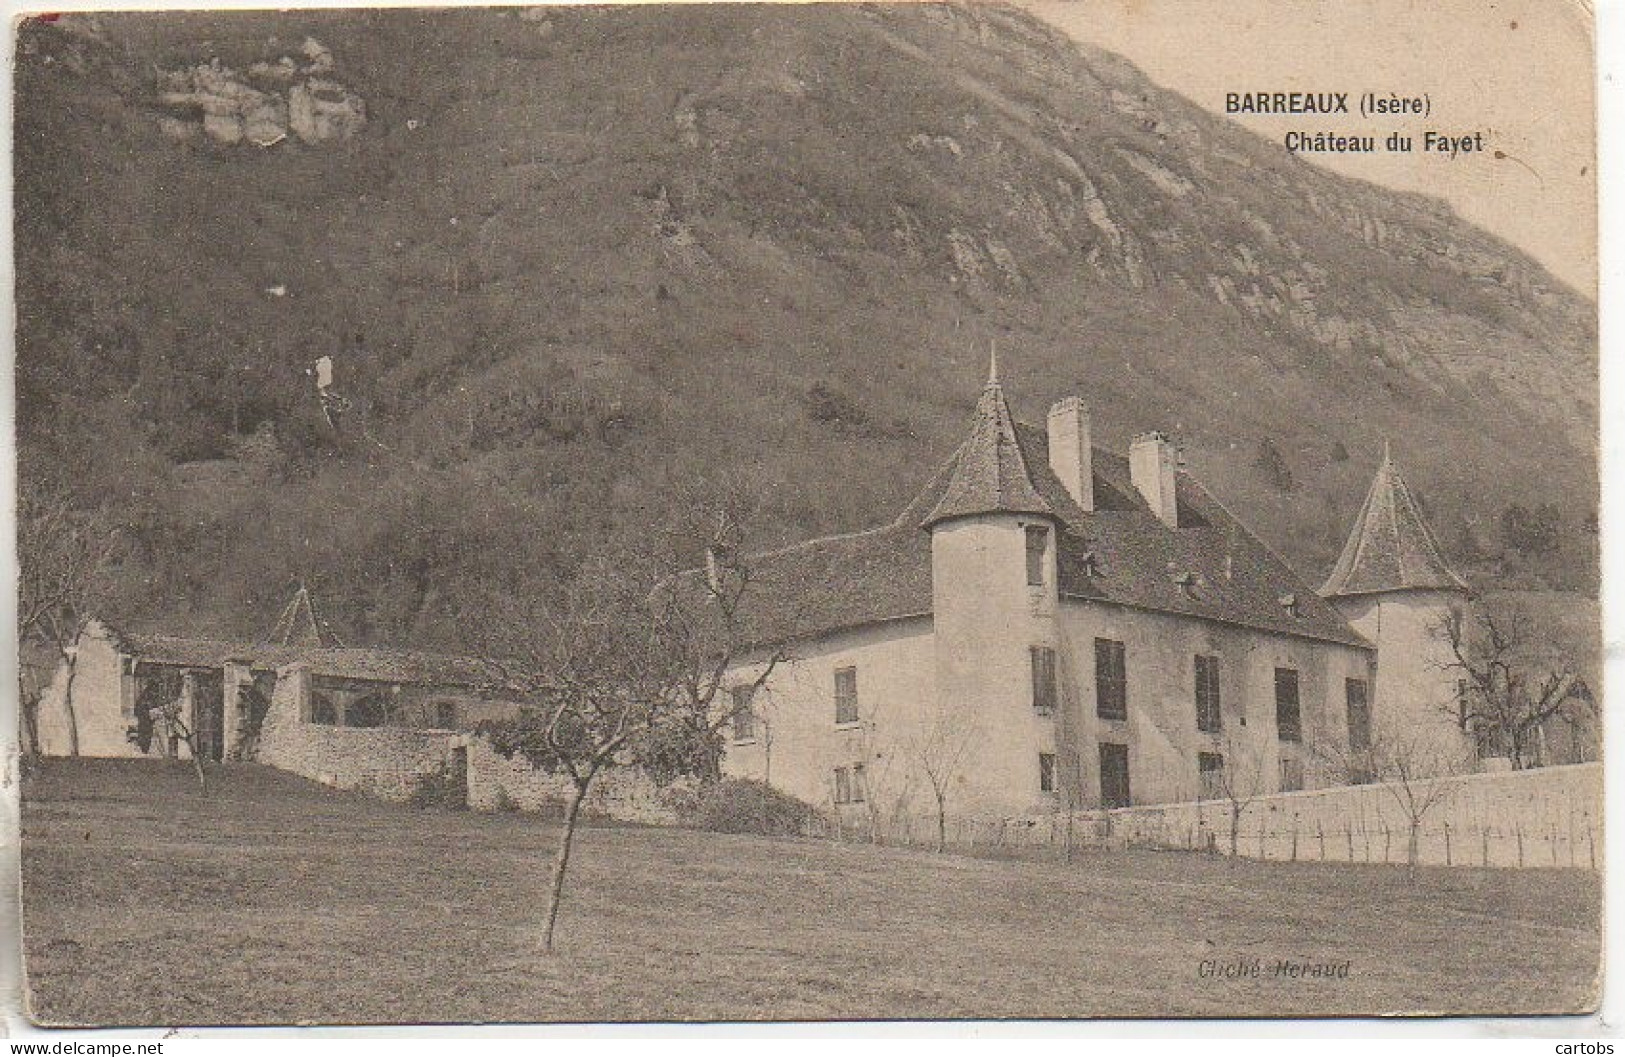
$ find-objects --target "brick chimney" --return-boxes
[1130,431,1179,528]
[1045,397,1094,511]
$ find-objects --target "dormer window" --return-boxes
[1279,593,1300,618]
[1025,525,1049,586]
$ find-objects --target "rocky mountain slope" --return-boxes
[14,4,1596,646]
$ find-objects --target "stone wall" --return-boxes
[987,762,1602,869]
[255,664,457,800]
[464,738,688,825]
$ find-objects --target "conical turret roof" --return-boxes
[266,584,344,647]
[1320,445,1468,598]
[921,351,1058,529]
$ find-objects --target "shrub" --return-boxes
[803,382,867,428]
[678,778,820,836]
[1253,436,1294,492]
[407,765,468,810]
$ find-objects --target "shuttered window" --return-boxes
[1275,667,1301,742]
[834,667,859,726]
[1099,742,1131,808]
[1095,639,1127,720]
[1031,646,1058,712]
[1345,678,1371,751]
[1195,654,1222,733]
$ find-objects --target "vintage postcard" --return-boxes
[10,0,1601,1027]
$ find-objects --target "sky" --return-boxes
[1018,0,1597,294]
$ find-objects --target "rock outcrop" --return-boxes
[155,38,363,147]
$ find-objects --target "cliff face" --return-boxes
[14,4,1596,644]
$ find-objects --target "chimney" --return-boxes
[1046,397,1095,511]
[1130,431,1179,528]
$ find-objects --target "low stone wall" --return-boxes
[465,738,688,825]
[255,664,456,800]
[994,763,1602,869]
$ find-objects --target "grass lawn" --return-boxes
[20,758,1601,1025]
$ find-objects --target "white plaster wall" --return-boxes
[928,514,1063,818]
[1337,590,1475,771]
[721,617,939,826]
[1056,602,1374,807]
[35,624,136,757]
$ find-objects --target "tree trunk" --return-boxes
[20,689,42,758]
[1229,804,1242,860]
[60,651,82,757]
[1407,819,1421,882]
[542,779,589,954]
[933,789,947,854]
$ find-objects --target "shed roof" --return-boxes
[113,631,510,690]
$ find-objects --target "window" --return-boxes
[1195,654,1222,733]
[1095,639,1127,720]
[309,691,338,726]
[1031,646,1058,712]
[834,667,859,726]
[1345,678,1370,751]
[1274,667,1301,742]
[1099,743,1131,808]
[730,685,757,741]
[1198,752,1225,800]
[851,763,867,803]
[1279,757,1305,792]
[347,693,388,729]
[433,701,458,729]
[833,767,852,804]
[1039,752,1057,793]
[1025,525,1049,586]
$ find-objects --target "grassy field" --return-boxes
[20,759,1600,1025]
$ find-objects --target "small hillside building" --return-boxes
[717,364,1473,822]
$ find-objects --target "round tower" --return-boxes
[920,352,1066,817]
[1320,445,1473,772]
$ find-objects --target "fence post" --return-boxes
[1588,819,1596,870]
[1345,825,1354,862]
[1443,821,1452,867]
[1516,824,1525,868]
[1383,824,1392,864]
[1482,825,1490,867]
[1551,825,1559,867]
[1290,816,1299,863]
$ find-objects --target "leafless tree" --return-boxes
[1317,732,1459,881]
[464,486,821,954]
[1205,731,1270,860]
[16,477,120,757]
[1438,607,1594,770]
[907,712,978,853]
[146,692,209,792]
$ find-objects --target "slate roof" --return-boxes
[1319,447,1469,598]
[922,370,1057,528]
[113,632,510,690]
[726,397,1371,650]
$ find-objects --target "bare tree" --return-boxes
[1206,732,1270,860]
[1438,607,1594,770]
[16,477,120,757]
[146,691,209,791]
[907,712,977,853]
[1318,732,1458,881]
[465,489,817,954]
